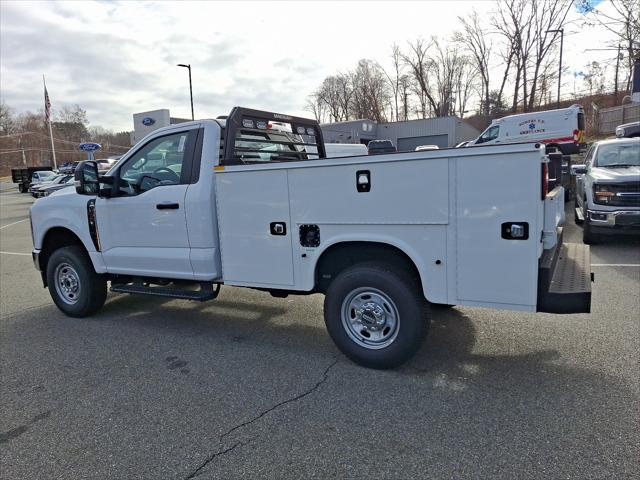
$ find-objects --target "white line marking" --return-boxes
[591,263,640,267]
[0,219,28,230]
[0,251,30,256]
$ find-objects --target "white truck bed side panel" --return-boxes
[287,159,449,224]
[455,151,540,307]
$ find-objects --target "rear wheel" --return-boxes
[324,262,429,369]
[46,246,107,317]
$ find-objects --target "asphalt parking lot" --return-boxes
[1,180,638,480]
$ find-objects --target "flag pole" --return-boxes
[43,75,57,169]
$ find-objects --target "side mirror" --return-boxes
[571,164,587,175]
[74,161,99,195]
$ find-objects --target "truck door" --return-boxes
[96,128,200,279]
[215,168,294,287]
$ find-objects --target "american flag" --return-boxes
[44,84,51,123]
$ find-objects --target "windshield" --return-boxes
[595,142,640,167]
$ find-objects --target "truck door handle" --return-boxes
[156,202,180,210]
[270,222,287,235]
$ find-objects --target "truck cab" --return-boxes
[29,107,592,369]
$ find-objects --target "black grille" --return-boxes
[594,182,640,207]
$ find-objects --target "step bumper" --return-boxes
[537,242,592,314]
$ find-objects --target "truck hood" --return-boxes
[590,166,640,182]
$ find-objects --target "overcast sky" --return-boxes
[0,0,618,132]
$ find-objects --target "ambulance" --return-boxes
[468,104,586,154]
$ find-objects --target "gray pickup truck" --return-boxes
[574,137,640,243]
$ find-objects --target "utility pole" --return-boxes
[614,44,621,97]
[177,64,194,120]
[547,29,564,109]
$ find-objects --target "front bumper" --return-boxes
[32,249,41,271]
[587,209,640,229]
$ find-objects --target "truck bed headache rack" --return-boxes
[220,107,326,165]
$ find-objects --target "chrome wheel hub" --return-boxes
[54,263,81,305]
[341,288,400,349]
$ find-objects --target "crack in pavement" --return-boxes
[183,357,338,479]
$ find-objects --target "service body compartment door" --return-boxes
[215,169,294,287]
[455,151,540,308]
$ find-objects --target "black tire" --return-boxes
[582,222,600,245]
[46,246,107,317]
[324,262,429,369]
[431,303,456,309]
[18,184,25,193]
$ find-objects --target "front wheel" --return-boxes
[582,222,600,245]
[46,246,107,317]
[324,262,429,369]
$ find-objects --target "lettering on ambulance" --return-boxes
[518,119,546,135]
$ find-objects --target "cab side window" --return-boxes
[476,125,500,144]
[118,131,194,195]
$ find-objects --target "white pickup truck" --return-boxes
[30,107,592,369]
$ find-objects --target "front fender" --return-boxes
[30,193,106,273]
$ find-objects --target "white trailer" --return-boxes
[30,108,592,369]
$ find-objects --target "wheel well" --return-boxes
[315,242,422,293]
[39,228,85,275]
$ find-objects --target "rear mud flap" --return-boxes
[537,242,592,314]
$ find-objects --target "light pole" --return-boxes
[177,63,194,120]
[547,28,564,108]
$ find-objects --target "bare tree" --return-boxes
[402,38,440,116]
[455,11,491,115]
[526,0,572,110]
[350,60,391,122]
[493,0,535,112]
[378,44,404,121]
[577,0,640,90]
[0,102,16,135]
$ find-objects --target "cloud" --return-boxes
[1,0,618,132]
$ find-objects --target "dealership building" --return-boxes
[132,109,480,150]
[321,116,480,150]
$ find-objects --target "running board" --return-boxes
[575,208,584,222]
[110,282,220,301]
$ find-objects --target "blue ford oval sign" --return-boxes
[142,117,155,126]
[79,142,101,152]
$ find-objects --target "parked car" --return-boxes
[615,121,640,138]
[367,139,396,155]
[455,141,469,148]
[467,104,585,154]
[32,175,74,198]
[574,137,640,243]
[58,162,82,174]
[30,106,590,370]
[96,158,119,172]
